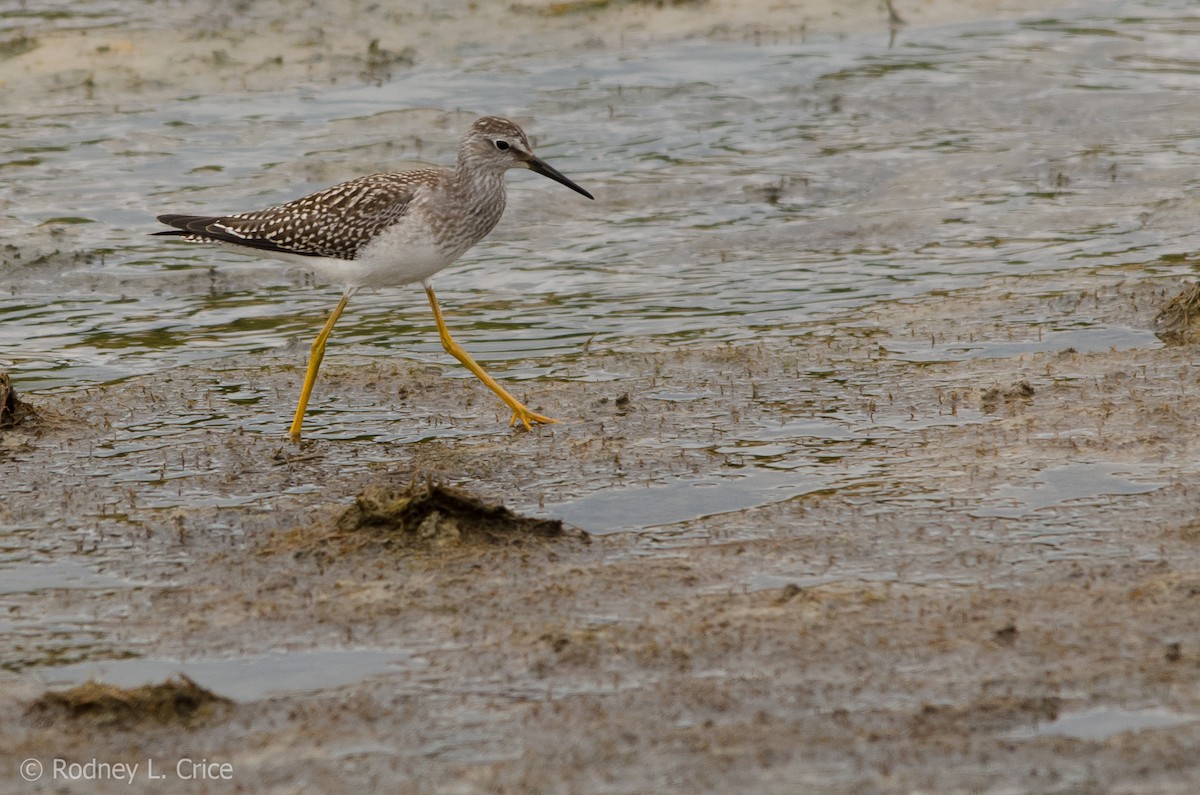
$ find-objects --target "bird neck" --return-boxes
[449,156,508,226]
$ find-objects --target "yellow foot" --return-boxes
[509,406,559,430]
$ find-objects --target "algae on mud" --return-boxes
[26,676,232,730]
[0,373,37,430]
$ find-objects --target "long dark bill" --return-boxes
[527,155,594,200]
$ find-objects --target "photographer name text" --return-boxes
[20,757,233,784]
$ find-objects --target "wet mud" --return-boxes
[4,266,1200,792]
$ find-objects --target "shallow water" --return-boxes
[40,649,413,701]
[5,0,1200,397]
[1007,706,1200,741]
[971,461,1164,519]
[3,1,1200,634]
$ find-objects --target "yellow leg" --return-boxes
[425,284,557,430]
[289,288,355,442]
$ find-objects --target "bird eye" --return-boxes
[494,139,510,151]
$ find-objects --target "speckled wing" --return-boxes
[155,172,425,260]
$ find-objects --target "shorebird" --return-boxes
[154,116,593,441]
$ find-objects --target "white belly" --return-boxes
[261,217,452,289]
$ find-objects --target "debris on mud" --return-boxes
[1154,281,1200,344]
[25,675,232,729]
[981,379,1035,413]
[0,373,37,430]
[910,695,1062,737]
[332,479,570,547]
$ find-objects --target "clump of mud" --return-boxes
[1154,282,1200,344]
[26,675,232,729]
[334,480,569,547]
[0,373,37,430]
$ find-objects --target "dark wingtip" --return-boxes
[154,214,185,238]
[153,214,217,238]
[149,213,319,257]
